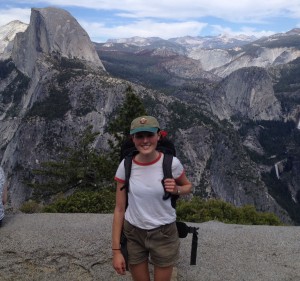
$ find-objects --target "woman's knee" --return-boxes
[154,265,173,281]
[130,260,151,281]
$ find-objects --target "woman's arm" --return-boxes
[112,181,127,275]
[164,173,192,195]
[175,173,192,195]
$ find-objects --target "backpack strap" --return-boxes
[121,155,133,209]
[162,153,173,178]
[121,150,138,193]
[119,155,134,271]
[124,155,133,190]
[161,153,179,208]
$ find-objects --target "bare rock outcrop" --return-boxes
[0,20,28,60]
[0,213,299,281]
[11,7,105,77]
[210,67,282,121]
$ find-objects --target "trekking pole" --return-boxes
[190,227,199,265]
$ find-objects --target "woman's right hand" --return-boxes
[113,251,126,275]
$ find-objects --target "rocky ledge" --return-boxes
[0,213,299,281]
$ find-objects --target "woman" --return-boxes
[0,167,8,227]
[112,116,192,281]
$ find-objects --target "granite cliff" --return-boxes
[12,7,104,77]
[209,67,282,121]
[0,20,28,60]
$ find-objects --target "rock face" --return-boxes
[210,67,282,120]
[0,20,28,60]
[11,7,105,77]
[208,47,300,78]
[0,213,299,281]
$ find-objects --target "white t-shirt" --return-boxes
[115,152,185,230]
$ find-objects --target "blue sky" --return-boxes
[1,0,300,42]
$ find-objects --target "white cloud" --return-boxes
[12,0,300,22]
[81,20,207,42]
[210,25,275,38]
[0,8,31,26]
[1,0,300,41]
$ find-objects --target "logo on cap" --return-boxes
[140,117,147,124]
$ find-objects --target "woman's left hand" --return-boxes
[163,178,178,194]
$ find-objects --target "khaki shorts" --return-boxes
[123,220,180,267]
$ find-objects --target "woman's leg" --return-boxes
[130,260,150,281]
[154,265,173,281]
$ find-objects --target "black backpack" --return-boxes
[119,136,199,267]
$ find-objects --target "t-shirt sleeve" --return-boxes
[114,159,126,184]
[171,157,185,180]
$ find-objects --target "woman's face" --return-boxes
[132,132,160,156]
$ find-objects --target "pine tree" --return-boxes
[108,85,147,162]
[28,126,115,199]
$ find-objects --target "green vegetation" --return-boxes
[262,171,300,224]
[28,126,115,199]
[1,68,30,116]
[49,56,86,85]
[26,86,71,120]
[239,119,297,160]
[99,50,173,89]
[176,197,283,226]
[43,189,115,213]
[74,88,96,116]
[59,57,86,69]
[21,193,282,226]
[108,85,147,138]
[167,101,218,133]
[258,120,295,156]
[0,59,15,78]
[107,85,147,162]
[273,58,300,93]
[19,200,42,213]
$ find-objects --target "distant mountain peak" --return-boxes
[0,20,28,59]
[107,36,163,46]
[11,7,105,76]
[286,28,300,35]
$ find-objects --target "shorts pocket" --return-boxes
[159,222,177,238]
[123,220,136,236]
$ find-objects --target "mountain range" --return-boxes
[0,7,300,224]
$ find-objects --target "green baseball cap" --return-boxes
[130,116,160,135]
